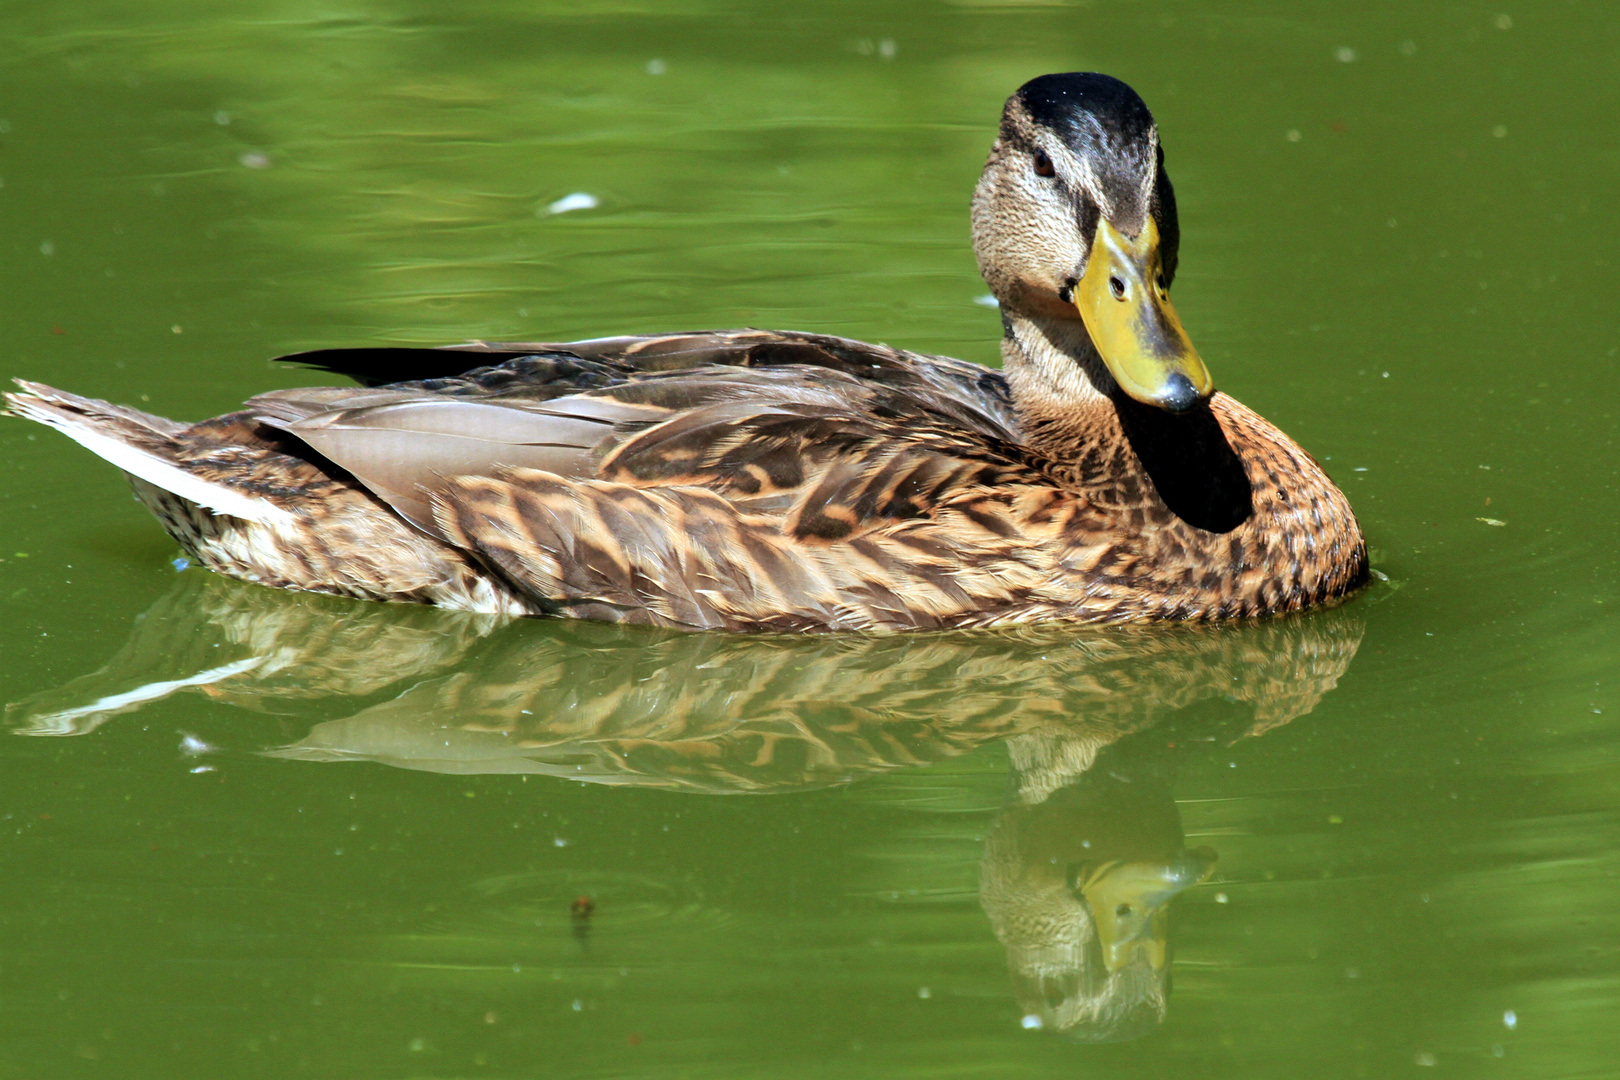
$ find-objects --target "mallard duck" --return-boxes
[4,73,1366,632]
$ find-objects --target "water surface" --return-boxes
[1,1,1617,1077]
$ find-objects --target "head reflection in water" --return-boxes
[8,573,1365,1042]
[981,730,1216,1041]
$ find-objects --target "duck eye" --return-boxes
[1108,275,1126,300]
[1032,149,1055,178]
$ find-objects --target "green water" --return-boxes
[1,1,1617,1075]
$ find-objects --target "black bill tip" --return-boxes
[1159,371,1202,414]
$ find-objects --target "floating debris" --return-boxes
[238,152,271,169]
[1477,517,1507,527]
[546,192,598,215]
[179,733,216,756]
[646,59,666,75]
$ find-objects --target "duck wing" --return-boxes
[254,332,1056,629]
[279,329,1018,436]
[256,330,1027,535]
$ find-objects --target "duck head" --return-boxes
[972,73,1212,414]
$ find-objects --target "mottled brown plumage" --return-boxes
[3,73,1365,631]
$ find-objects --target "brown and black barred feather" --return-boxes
[4,329,1364,630]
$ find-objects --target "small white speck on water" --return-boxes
[554,836,569,847]
[1503,1009,1517,1029]
[571,999,583,1012]
[646,58,666,75]
[239,151,271,169]
[171,325,183,334]
[189,765,215,774]
[1345,967,1360,979]
[1415,1051,1437,1067]
[1214,892,1229,904]
[974,294,999,308]
[1286,128,1301,142]
[39,241,53,256]
[214,110,231,125]
[1492,125,1508,139]
[1353,467,1369,472]
[1494,13,1512,30]
[917,987,931,999]
[546,192,598,215]
[1335,46,1357,63]
[179,734,215,756]
[1020,1015,1043,1030]
[1477,517,1507,527]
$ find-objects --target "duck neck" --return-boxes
[998,308,1122,456]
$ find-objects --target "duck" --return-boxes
[3,72,1366,633]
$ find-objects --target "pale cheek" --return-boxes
[999,202,1083,293]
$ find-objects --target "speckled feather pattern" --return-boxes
[5,330,1364,631]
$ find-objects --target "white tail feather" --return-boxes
[11,397,295,526]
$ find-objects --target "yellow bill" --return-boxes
[1075,216,1213,413]
[1079,847,1217,973]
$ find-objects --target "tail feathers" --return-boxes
[3,380,295,525]
[7,656,268,737]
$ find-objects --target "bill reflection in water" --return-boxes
[9,573,1363,1041]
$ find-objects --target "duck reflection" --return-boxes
[9,572,1363,1040]
[985,729,1217,1041]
